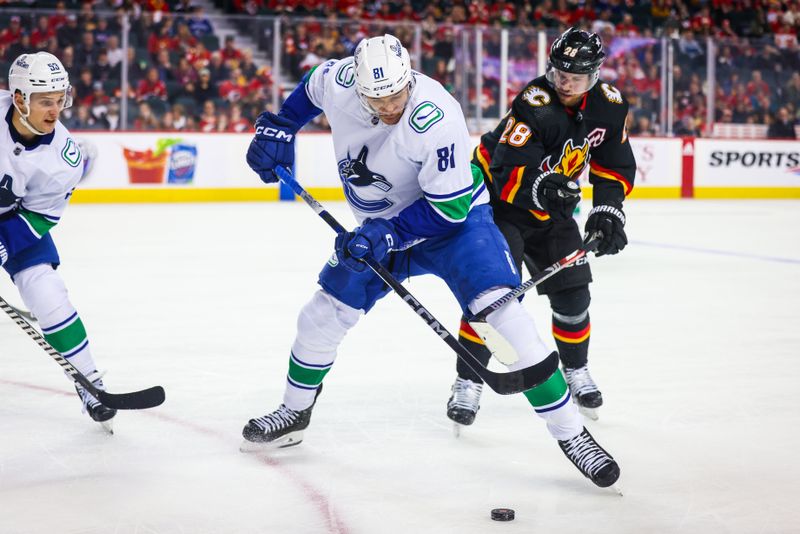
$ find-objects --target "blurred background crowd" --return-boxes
[0,0,798,138]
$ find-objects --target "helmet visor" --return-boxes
[546,65,596,96]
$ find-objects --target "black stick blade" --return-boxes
[482,351,559,395]
[97,386,165,410]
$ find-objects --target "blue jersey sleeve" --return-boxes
[277,74,323,128]
[389,197,462,247]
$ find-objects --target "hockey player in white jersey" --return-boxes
[1,52,116,429]
[242,35,620,488]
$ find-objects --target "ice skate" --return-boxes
[240,385,321,451]
[447,377,483,436]
[558,427,620,489]
[564,365,602,420]
[75,373,116,434]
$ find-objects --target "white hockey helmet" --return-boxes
[9,52,73,131]
[353,34,413,115]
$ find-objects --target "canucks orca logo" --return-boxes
[337,146,394,213]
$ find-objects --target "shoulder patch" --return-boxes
[409,101,444,133]
[61,138,82,168]
[335,59,355,88]
[600,83,623,104]
[522,85,551,107]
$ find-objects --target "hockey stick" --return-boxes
[6,303,36,322]
[274,166,556,395]
[467,233,601,323]
[0,295,165,410]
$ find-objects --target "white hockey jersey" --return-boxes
[304,58,489,236]
[0,90,82,266]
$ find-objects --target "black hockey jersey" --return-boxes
[472,75,636,223]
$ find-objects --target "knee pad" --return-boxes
[13,264,72,327]
[295,290,362,355]
[549,286,591,324]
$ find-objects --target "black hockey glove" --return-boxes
[585,205,627,256]
[531,171,581,220]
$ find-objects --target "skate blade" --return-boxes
[239,432,304,453]
[579,406,599,421]
[99,419,114,435]
[610,483,623,496]
[453,422,463,438]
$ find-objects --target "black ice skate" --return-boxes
[558,427,620,489]
[75,373,117,433]
[240,385,322,451]
[447,377,483,436]
[564,365,603,420]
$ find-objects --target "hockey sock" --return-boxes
[552,310,590,369]
[456,318,491,383]
[283,291,361,411]
[523,368,583,440]
[13,264,98,377]
[468,288,552,371]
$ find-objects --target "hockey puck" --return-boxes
[490,508,515,521]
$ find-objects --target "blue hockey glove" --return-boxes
[585,205,627,256]
[532,170,581,220]
[246,112,300,184]
[334,218,398,273]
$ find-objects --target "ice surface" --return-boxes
[1,199,799,534]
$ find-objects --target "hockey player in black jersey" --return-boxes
[448,27,636,426]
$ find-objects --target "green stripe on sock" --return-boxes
[523,369,568,407]
[288,357,331,387]
[43,318,87,353]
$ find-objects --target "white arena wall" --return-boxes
[69,132,800,203]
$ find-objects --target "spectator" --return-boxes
[193,68,217,105]
[171,103,189,130]
[0,16,24,49]
[74,68,96,106]
[106,35,125,69]
[94,18,113,47]
[136,67,168,102]
[207,52,230,84]
[227,103,250,132]
[174,22,199,53]
[7,31,32,62]
[220,35,243,62]
[155,49,176,82]
[148,20,177,59]
[188,6,214,37]
[173,57,198,86]
[76,31,101,66]
[767,107,797,139]
[57,14,82,49]
[239,49,259,79]
[31,15,56,49]
[92,51,115,83]
[133,102,161,131]
[198,99,218,132]
[785,73,800,112]
[71,104,100,130]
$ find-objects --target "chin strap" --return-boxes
[12,101,48,136]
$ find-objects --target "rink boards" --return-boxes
[68,132,800,202]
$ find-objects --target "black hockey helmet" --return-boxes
[549,27,606,74]
[546,27,606,93]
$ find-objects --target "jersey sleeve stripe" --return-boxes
[424,183,473,200]
[590,162,633,196]
[474,144,493,183]
[429,195,471,223]
[528,209,550,221]
[499,165,525,203]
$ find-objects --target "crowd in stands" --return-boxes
[0,0,798,138]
